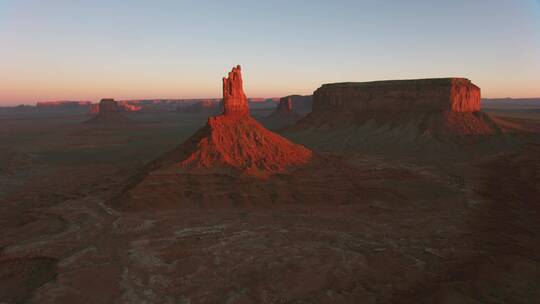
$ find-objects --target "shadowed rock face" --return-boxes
[313,78,480,114]
[222,65,249,116]
[277,97,293,113]
[98,98,120,113]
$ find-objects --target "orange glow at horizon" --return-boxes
[1,1,539,105]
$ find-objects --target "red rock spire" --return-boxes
[222,65,249,116]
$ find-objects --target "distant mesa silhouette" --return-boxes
[85,98,132,124]
[259,96,304,130]
[222,65,249,116]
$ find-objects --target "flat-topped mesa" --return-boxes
[99,98,120,113]
[313,78,481,114]
[222,65,249,116]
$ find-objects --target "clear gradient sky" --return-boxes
[0,0,539,105]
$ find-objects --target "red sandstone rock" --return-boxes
[297,78,498,140]
[222,65,249,116]
[311,78,480,114]
[122,65,312,180]
[117,101,142,112]
[88,103,99,115]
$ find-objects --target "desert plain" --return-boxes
[1,73,539,304]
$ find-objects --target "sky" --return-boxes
[0,0,539,105]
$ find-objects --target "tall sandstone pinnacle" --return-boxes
[120,65,313,206]
[178,65,313,175]
[222,65,249,116]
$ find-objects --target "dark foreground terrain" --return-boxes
[1,108,539,303]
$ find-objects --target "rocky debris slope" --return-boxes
[172,65,311,174]
[119,65,312,208]
[295,78,500,143]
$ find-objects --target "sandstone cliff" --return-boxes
[311,78,480,115]
[282,95,313,114]
[297,78,498,141]
[223,65,249,116]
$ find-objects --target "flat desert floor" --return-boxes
[1,109,539,303]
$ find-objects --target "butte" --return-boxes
[85,98,132,124]
[259,96,305,130]
[118,65,312,209]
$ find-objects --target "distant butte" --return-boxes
[85,98,132,124]
[260,96,304,130]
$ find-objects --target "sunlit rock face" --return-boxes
[222,65,249,116]
[120,65,312,194]
[296,78,498,141]
[178,65,312,176]
[312,78,480,114]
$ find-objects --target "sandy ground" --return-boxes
[1,110,539,303]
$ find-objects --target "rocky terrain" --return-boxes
[293,79,501,153]
[259,96,305,130]
[1,71,539,303]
